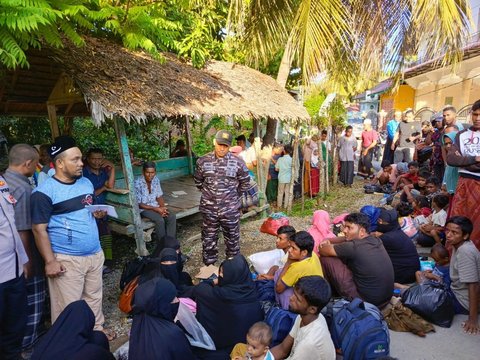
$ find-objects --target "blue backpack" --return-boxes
[326,298,390,360]
[264,307,298,346]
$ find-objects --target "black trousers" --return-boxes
[0,275,27,360]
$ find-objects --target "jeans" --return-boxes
[0,275,27,360]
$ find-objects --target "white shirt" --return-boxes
[286,315,335,360]
[431,209,447,227]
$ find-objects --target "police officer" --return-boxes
[194,130,251,265]
[0,175,29,359]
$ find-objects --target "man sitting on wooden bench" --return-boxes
[134,161,176,251]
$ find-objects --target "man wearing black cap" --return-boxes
[31,136,113,339]
[194,130,251,265]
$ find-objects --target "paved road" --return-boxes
[389,314,480,359]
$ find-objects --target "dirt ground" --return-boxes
[103,179,384,348]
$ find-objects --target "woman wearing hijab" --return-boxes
[158,248,193,292]
[308,210,335,255]
[129,278,195,360]
[374,208,420,284]
[31,300,113,360]
[184,254,263,359]
[442,131,459,195]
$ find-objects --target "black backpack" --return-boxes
[119,256,152,290]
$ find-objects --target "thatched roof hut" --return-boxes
[4,36,307,124]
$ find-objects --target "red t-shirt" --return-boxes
[361,130,378,148]
[403,173,418,184]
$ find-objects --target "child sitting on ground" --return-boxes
[231,322,274,360]
[392,161,419,192]
[395,244,450,290]
[416,194,449,247]
[257,225,296,280]
[416,244,451,286]
[400,168,430,203]
[412,195,432,218]
[425,176,442,206]
[396,202,418,240]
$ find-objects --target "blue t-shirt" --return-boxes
[82,166,110,204]
[433,264,451,288]
[31,176,101,256]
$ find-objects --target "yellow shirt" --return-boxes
[282,253,323,287]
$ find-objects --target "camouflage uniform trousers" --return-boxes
[201,208,241,265]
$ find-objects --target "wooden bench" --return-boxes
[105,156,201,237]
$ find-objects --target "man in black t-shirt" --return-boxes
[318,212,394,307]
[392,109,422,163]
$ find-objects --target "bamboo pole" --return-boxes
[287,125,300,213]
[113,117,148,256]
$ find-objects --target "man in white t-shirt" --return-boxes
[271,276,335,360]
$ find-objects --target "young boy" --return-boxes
[393,161,419,192]
[445,216,480,335]
[276,145,293,210]
[416,194,449,247]
[400,167,429,203]
[274,232,323,309]
[232,322,275,360]
[395,243,450,289]
[271,276,336,360]
[257,225,296,280]
[425,176,442,205]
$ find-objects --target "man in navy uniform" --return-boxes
[194,130,250,265]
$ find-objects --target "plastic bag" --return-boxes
[241,179,259,209]
[401,281,454,327]
[260,213,289,236]
[175,301,216,350]
[248,249,284,274]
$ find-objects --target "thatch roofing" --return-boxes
[37,36,308,124]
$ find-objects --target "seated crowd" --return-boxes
[2,101,480,360]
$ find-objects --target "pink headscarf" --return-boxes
[308,210,335,255]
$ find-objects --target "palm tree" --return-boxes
[228,0,472,92]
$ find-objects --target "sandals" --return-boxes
[102,328,117,341]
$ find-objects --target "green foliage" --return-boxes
[0,116,51,145]
[304,90,346,129]
[0,0,242,69]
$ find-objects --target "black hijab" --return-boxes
[376,208,401,233]
[213,254,257,303]
[159,248,180,289]
[129,278,195,360]
[31,300,112,360]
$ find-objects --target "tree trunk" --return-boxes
[276,35,294,88]
[316,137,324,198]
[263,117,277,146]
[332,125,339,185]
[264,35,295,147]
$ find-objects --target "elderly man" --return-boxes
[357,119,378,178]
[31,136,114,340]
[194,130,250,265]
[3,144,46,352]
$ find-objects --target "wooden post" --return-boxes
[113,117,149,256]
[185,117,194,175]
[287,125,300,213]
[47,104,60,140]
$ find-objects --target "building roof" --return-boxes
[0,36,310,124]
